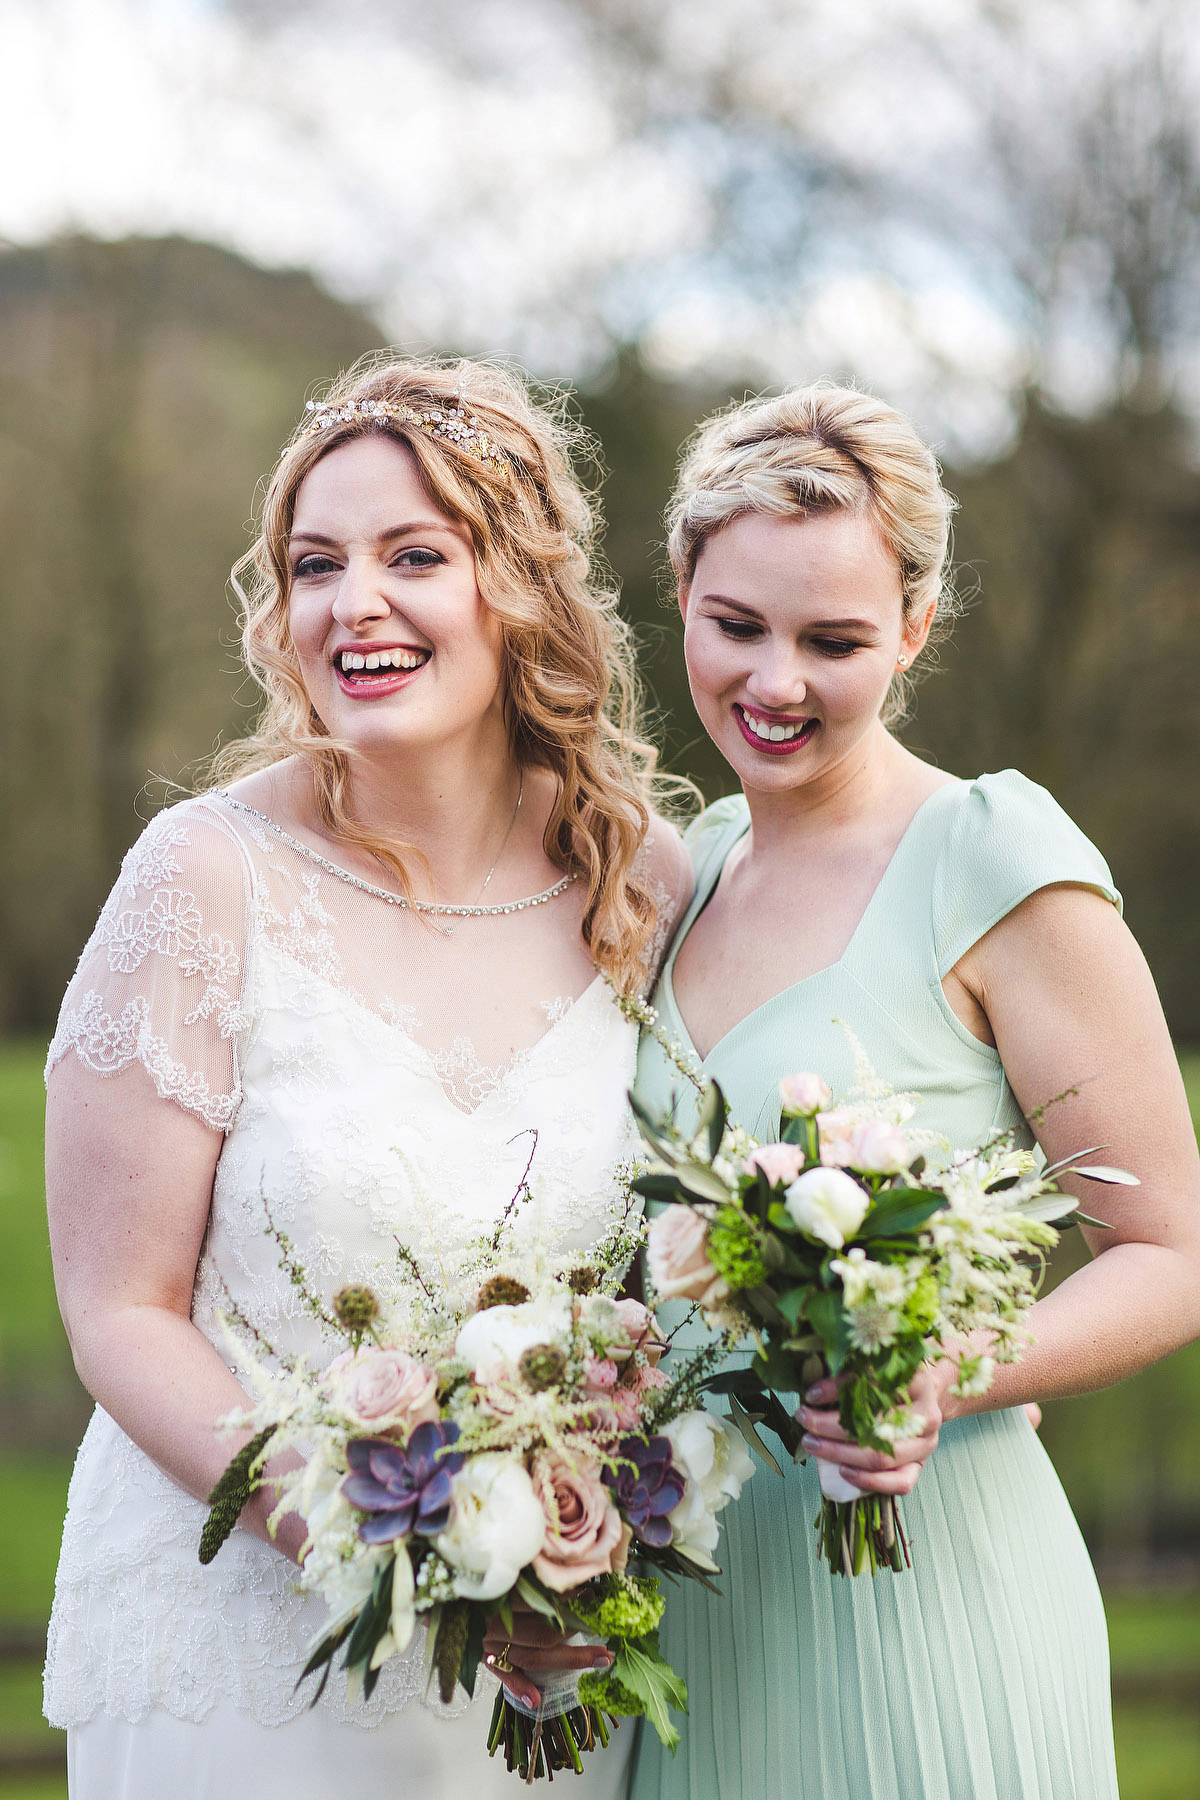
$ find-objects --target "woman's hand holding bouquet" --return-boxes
[634,1039,1134,1577]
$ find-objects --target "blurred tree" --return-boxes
[909,395,1200,1034]
[2,236,1197,1040]
[575,349,739,799]
[0,235,378,1032]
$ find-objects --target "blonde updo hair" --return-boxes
[210,351,663,993]
[666,382,958,725]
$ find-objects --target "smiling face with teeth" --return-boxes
[286,433,509,767]
[680,506,935,798]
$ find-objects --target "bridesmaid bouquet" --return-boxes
[198,1182,752,1781]
[632,1039,1133,1577]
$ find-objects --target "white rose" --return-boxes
[435,1455,546,1601]
[455,1294,571,1379]
[783,1167,870,1249]
[663,1412,756,1564]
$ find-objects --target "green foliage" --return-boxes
[198,1427,276,1565]
[857,1191,947,1239]
[576,1664,645,1717]
[802,1290,852,1375]
[604,1633,688,1751]
[431,1598,470,1707]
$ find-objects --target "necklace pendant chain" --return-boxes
[217,788,573,922]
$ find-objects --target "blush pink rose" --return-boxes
[611,1299,667,1367]
[817,1109,861,1168]
[532,1459,630,1592]
[325,1348,440,1433]
[744,1143,807,1187]
[779,1073,833,1116]
[646,1208,729,1307]
[847,1118,910,1175]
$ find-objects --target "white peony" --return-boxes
[784,1167,870,1249]
[663,1411,755,1565]
[455,1293,571,1379]
[435,1455,547,1601]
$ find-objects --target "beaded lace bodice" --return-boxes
[43,795,643,1729]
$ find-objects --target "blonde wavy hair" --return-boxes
[666,382,959,726]
[209,352,664,992]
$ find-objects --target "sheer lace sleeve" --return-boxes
[637,813,697,985]
[45,800,253,1132]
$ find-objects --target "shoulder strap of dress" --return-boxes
[679,796,751,937]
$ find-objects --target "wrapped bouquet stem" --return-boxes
[632,1048,1136,1577]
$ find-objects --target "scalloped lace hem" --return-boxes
[46,995,240,1132]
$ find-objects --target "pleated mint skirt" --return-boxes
[632,1408,1116,1800]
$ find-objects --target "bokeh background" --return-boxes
[1,0,1199,1793]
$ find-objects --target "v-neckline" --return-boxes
[253,930,609,1119]
[663,782,962,1066]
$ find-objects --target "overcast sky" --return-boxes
[4,0,1196,459]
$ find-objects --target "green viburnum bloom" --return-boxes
[706,1206,768,1292]
[577,1666,645,1717]
[904,1271,940,1334]
[570,1572,666,1641]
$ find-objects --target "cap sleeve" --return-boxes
[932,770,1122,978]
[45,799,253,1132]
[683,794,749,889]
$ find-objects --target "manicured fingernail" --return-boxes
[801,1434,818,1452]
[795,1407,811,1426]
[591,1652,613,1670]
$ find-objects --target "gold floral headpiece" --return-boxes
[298,395,508,472]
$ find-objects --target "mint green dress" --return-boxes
[631,772,1121,1800]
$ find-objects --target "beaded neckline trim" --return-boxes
[216,793,574,920]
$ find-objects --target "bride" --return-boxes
[43,355,689,1798]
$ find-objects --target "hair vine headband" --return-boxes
[298,396,508,472]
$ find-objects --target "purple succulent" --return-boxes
[342,1420,464,1545]
[604,1435,686,1549]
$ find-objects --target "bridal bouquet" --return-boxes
[198,1180,752,1781]
[632,1037,1133,1577]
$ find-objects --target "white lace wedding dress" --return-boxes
[44,792,649,1800]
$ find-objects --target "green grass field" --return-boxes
[2,1042,1199,1795]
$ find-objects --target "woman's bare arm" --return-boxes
[944,882,1200,1410]
[799,884,1200,1488]
[46,1056,306,1560]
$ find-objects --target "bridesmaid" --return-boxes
[631,383,1200,1800]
